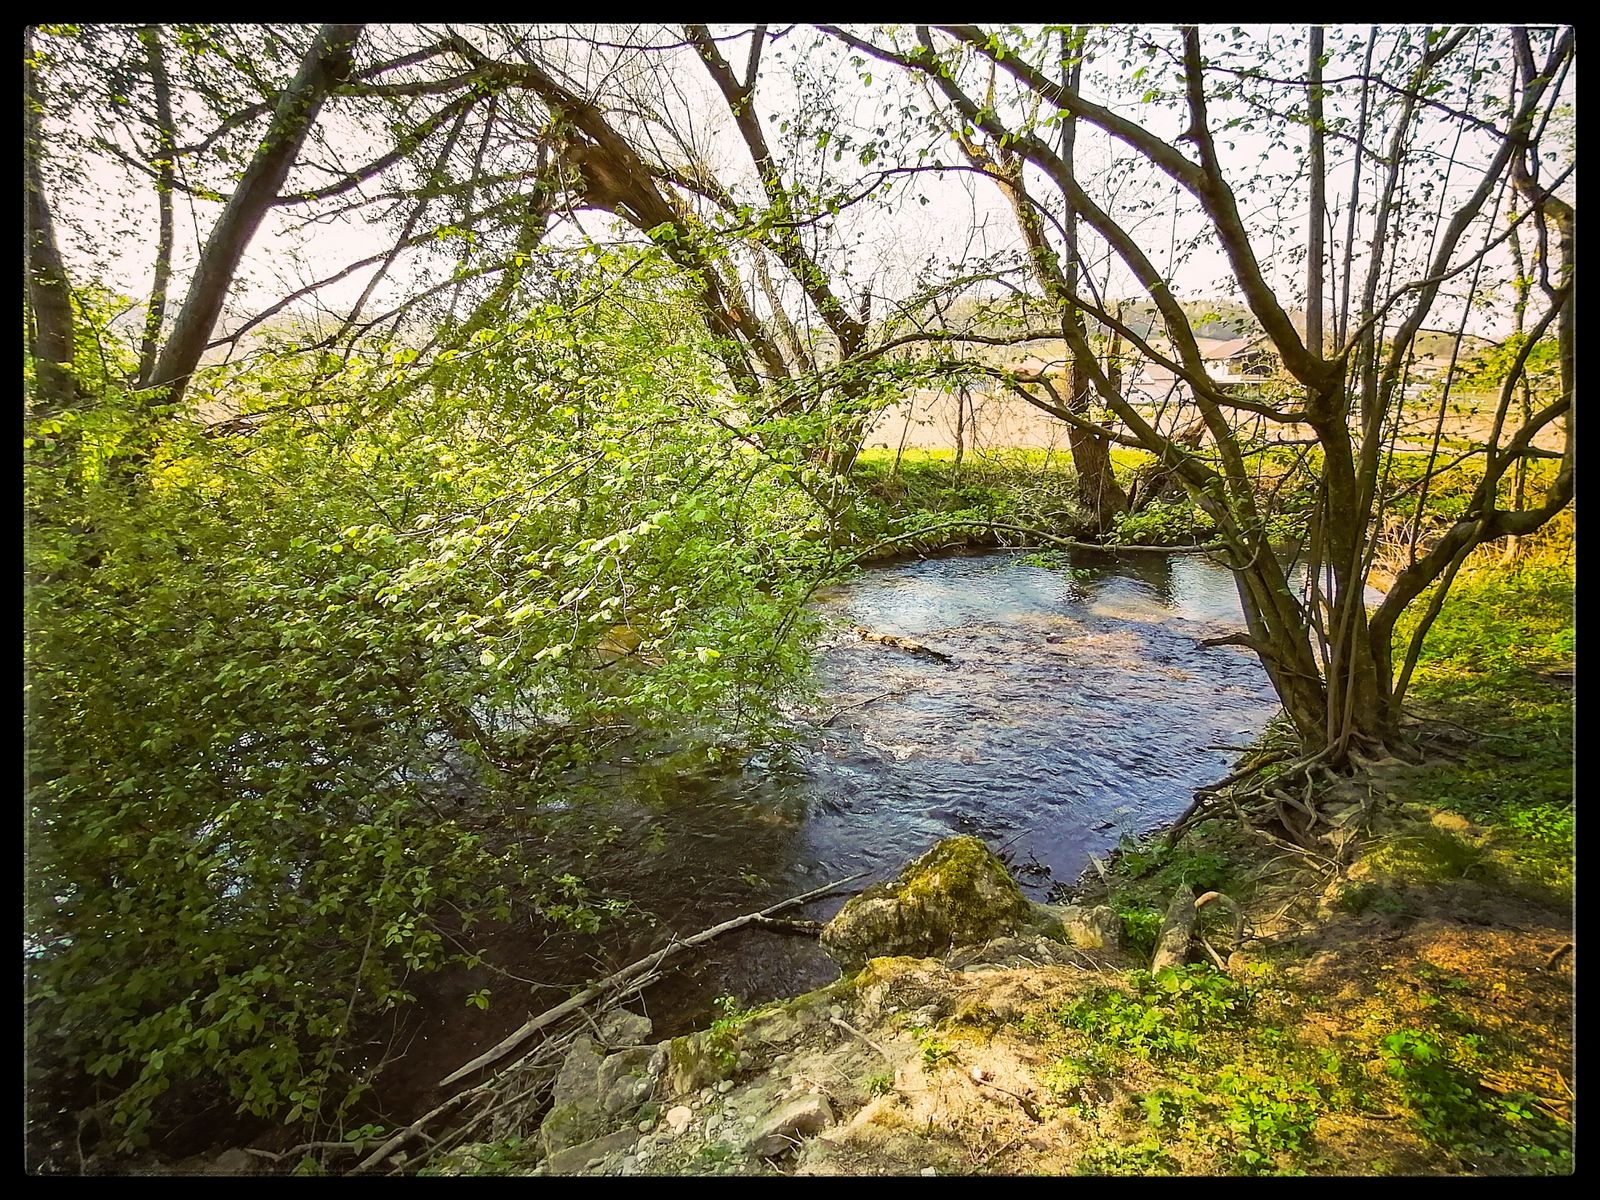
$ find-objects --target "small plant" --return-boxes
[1075,1135,1181,1175]
[1117,907,1164,958]
[1334,882,1411,916]
[1060,966,1247,1060]
[1376,1028,1570,1169]
[1110,498,1216,547]
[864,1071,894,1097]
[692,1141,739,1168]
[910,1026,956,1067]
[705,994,761,1067]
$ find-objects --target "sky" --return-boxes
[42,23,1574,360]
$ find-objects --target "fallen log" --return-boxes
[852,627,954,663]
[434,872,866,1089]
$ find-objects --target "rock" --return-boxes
[666,1032,734,1096]
[744,1094,836,1158]
[544,1128,639,1176]
[853,956,958,1022]
[597,1008,654,1047]
[551,1035,605,1108]
[743,1010,806,1046]
[921,1166,938,1176]
[1150,884,1197,972]
[820,836,1034,970]
[597,1045,662,1116]
[540,1100,609,1157]
[637,1118,655,1134]
[542,1033,613,1156]
[716,1079,735,1094]
[204,1148,260,1175]
[947,935,1076,970]
[1030,902,1123,950]
[665,1105,694,1134]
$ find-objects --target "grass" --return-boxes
[844,448,1090,557]
[1037,530,1574,1175]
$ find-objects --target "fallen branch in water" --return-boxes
[434,872,866,1090]
[820,690,896,727]
[852,627,954,663]
[749,914,824,936]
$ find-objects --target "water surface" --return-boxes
[385,549,1284,1101]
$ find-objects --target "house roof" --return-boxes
[1197,335,1269,361]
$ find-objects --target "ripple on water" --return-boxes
[432,550,1286,1053]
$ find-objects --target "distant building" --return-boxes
[1194,335,1281,384]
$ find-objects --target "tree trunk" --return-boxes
[147,24,365,407]
[136,25,177,389]
[24,28,76,418]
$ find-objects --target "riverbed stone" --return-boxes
[544,1127,639,1175]
[597,1043,663,1115]
[665,1104,694,1133]
[598,1008,654,1047]
[666,1031,734,1095]
[820,836,1033,970]
[946,934,1078,971]
[551,1034,605,1108]
[744,1093,835,1158]
[540,1100,609,1157]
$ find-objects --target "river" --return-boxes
[377,548,1285,1112]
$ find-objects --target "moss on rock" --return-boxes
[821,837,1033,971]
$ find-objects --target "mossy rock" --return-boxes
[539,1100,609,1157]
[820,837,1033,971]
[666,1032,734,1096]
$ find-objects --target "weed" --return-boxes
[1058,965,1247,1060]
[1334,882,1411,917]
[914,1028,956,1068]
[1377,1028,1571,1171]
[692,1141,739,1169]
[1116,907,1164,958]
[1075,1135,1181,1175]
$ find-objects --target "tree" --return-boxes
[821,23,1574,759]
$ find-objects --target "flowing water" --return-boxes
[381,549,1289,1108]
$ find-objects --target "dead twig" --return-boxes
[829,1015,895,1062]
[820,690,897,727]
[435,871,865,1089]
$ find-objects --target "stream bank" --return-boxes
[409,555,1575,1177]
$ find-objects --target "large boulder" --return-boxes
[820,836,1033,971]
